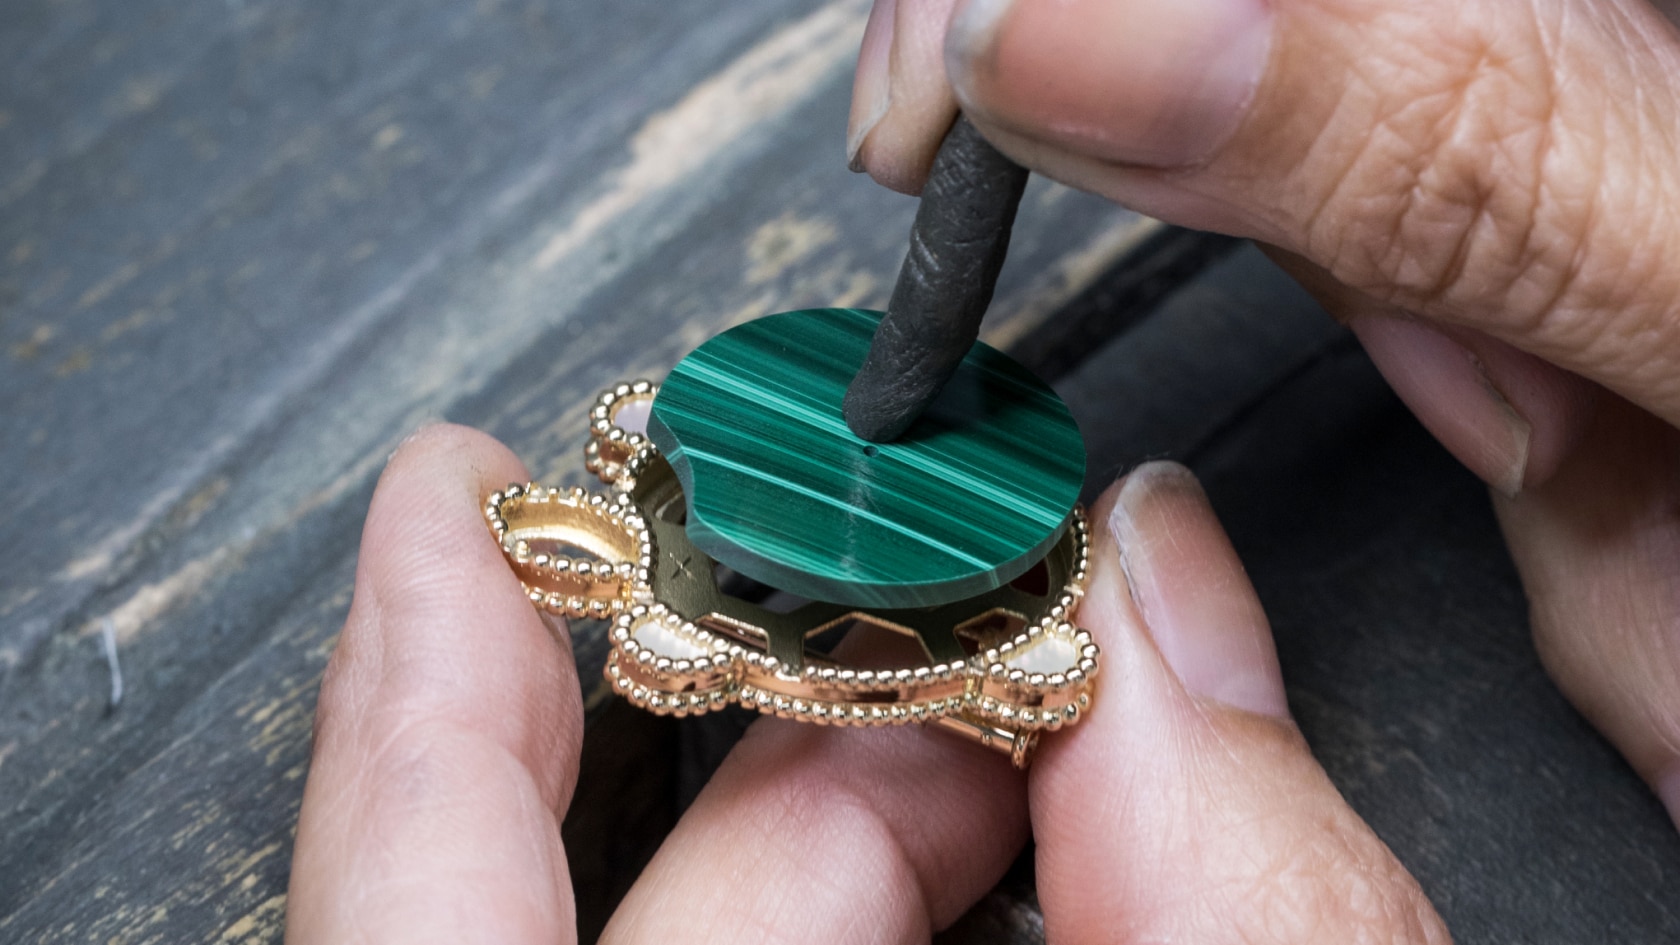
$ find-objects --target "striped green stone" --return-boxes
[648,308,1085,609]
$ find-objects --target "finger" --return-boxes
[287,424,584,945]
[601,643,1029,943]
[1493,398,1680,828]
[943,0,1680,429]
[848,0,963,194]
[1033,463,1449,943]
[1271,248,1599,494]
[1350,312,1599,494]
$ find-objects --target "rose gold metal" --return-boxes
[487,381,1101,768]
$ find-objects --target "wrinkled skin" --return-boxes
[289,2,1680,942]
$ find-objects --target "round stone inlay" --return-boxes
[647,308,1086,609]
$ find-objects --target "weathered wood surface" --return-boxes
[1,2,1677,944]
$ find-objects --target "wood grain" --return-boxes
[3,1,1678,943]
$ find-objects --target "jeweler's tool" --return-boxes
[843,116,1030,442]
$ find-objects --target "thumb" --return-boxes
[1031,462,1449,943]
[943,0,1680,430]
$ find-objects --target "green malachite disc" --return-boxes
[647,308,1085,609]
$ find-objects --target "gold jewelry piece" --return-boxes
[488,380,1101,768]
[583,380,656,484]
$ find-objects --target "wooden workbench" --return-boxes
[3,1,1677,941]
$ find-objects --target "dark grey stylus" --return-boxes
[843,115,1030,442]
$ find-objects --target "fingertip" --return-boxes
[1031,470,1445,944]
[1272,247,1600,497]
[848,0,962,195]
[852,114,954,196]
[380,421,530,502]
[368,422,555,621]
[1349,314,1533,496]
[946,0,1271,169]
[847,0,896,172]
[1109,461,1289,719]
[1461,335,1598,491]
[1034,463,1290,789]
[1033,476,1167,766]
[1346,312,1598,496]
[365,422,530,594]
[347,422,581,802]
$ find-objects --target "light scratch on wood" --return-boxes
[217,894,286,943]
[76,261,142,311]
[531,0,866,271]
[745,213,839,284]
[218,840,283,887]
[84,553,221,644]
[100,617,124,712]
[9,323,55,361]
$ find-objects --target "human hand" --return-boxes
[284,424,1450,943]
[848,0,1680,832]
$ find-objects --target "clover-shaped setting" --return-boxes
[488,325,1100,767]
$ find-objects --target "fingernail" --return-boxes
[946,0,1272,167]
[1109,462,1290,718]
[846,0,896,172]
[1349,316,1537,496]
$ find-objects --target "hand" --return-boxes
[285,425,1450,943]
[849,0,1680,832]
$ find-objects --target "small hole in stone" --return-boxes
[862,445,878,458]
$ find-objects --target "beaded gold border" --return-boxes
[584,380,658,484]
[490,381,1104,767]
[604,510,1099,741]
[485,483,653,619]
[608,610,1098,734]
